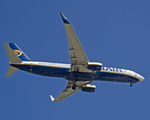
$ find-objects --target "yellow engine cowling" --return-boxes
[82,84,96,92]
[87,62,102,71]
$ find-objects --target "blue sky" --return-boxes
[1,0,150,120]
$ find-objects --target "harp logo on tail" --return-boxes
[13,50,22,57]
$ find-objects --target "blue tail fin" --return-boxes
[9,43,31,61]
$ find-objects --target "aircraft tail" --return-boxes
[6,66,18,77]
[4,43,31,77]
[9,43,31,61]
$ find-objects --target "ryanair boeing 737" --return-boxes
[4,13,144,102]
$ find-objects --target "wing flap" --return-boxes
[65,24,88,65]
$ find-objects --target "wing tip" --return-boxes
[50,95,55,101]
[60,12,70,24]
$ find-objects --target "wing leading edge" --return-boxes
[60,13,92,73]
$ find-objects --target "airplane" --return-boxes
[4,13,145,102]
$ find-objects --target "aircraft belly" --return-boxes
[10,64,139,83]
[65,72,94,81]
[11,64,70,78]
[95,71,139,82]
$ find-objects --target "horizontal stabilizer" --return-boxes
[6,66,18,77]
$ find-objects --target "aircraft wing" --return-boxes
[60,13,92,73]
[50,81,92,102]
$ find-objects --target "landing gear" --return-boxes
[130,83,133,87]
[72,78,78,90]
[72,72,79,90]
[72,84,77,90]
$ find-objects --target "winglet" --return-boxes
[50,95,55,101]
[60,12,70,24]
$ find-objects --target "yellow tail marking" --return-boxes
[13,50,22,56]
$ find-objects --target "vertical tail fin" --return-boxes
[9,43,30,61]
[4,43,21,63]
[4,42,30,77]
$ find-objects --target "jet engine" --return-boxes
[87,62,102,71]
[81,84,96,92]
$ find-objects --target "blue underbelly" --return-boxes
[95,71,139,83]
[11,64,70,78]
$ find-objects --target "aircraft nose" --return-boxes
[139,75,145,81]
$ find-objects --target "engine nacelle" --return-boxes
[82,84,96,92]
[87,62,102,71]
